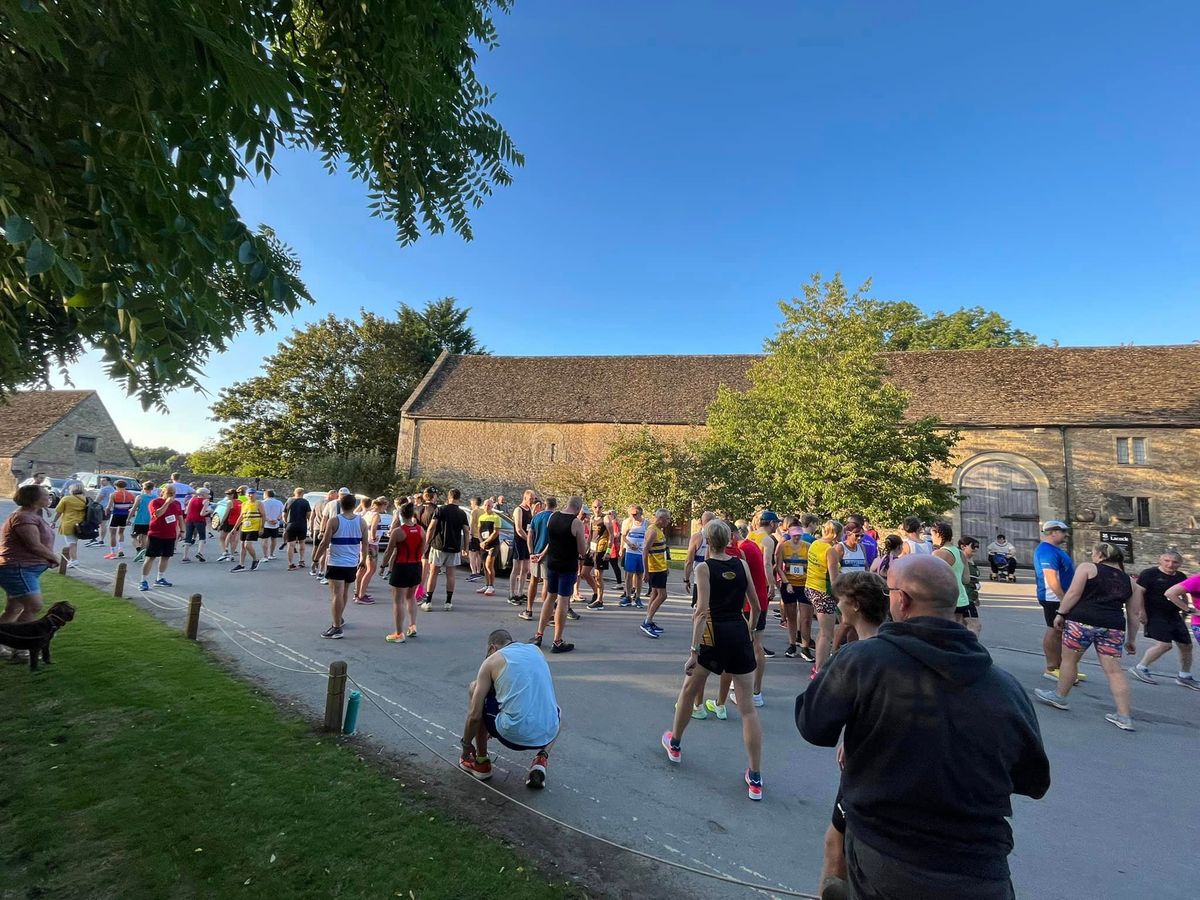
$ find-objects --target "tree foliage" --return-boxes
[128,444,187,470]
[201,298,482,477]
[0,0,520,405]
[701,275,961,523]
[864,301,1038,351]
[293,450,408,499]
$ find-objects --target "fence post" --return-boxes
[324,661,348,732]
[113,562,127,597]
[58,553,68,575]
[185,593,202,640]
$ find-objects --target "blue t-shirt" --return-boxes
[131,490,160,525]
[528,510,553,554]
[1033,541,1074,604]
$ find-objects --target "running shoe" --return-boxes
[154,578,172,587]
[419,601,432,612]
[134,549,146,562]
[773,608,782,618]
[444,601,453,611]
[179,557,191,563]
[354,596,376,605]
[459,753,493,780]
[566,608,580,621]
[517,610,533,621]
[230,564,245,573]
[634,599,646,610]
[116,551,125,558]
[661,731,681,764]
[139,580,149,592]
[1105,712,1135,731]
[196,554,206,562]
[785,644,799,658]
[405,626,417,638]
[690,704,707,720]
[1128,665,1156,684]
[309,568,319,577]
[705,699,728,720]
[288,563,299,570]
[550,641,574,653]
[466,574,481,582]
[385,632,406,643]
[1043,667,1087,685]
[218,554,231,563]
[618,596,632,608]
[1033,688,1070,710]
[476,585,490,593]
[587,598,604,610]
[319,576,328,585]
[483,586,495,597]
[321,626,343,640]
[761,647,775,659]
[529,634,543,647]
[1177,674,1200,691]
[650,622,664,636]
[639,622,659,639]
[104,552,117,560]
[745,769,763,801]
[799,645,815,663]
[249,560,259,572]
[752,692,764,707]
[507,595,524,606]
[526,751,548,789]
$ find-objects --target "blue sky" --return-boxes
[66,0,1200,450]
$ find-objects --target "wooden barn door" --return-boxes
[959,462,1041,563]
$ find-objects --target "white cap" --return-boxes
[338,487,351,495]
[1041,520,1070,532]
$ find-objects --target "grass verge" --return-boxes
[1,574,575,900]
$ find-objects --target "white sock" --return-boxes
[1180,671,1191,679]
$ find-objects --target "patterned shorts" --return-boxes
[1193,623,1200,646]
[806,587,837,616]
[1062,620,1125,657]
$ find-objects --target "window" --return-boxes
[75,435,97,454]
[1116,437,1147,465]
[1135,497,1151,527]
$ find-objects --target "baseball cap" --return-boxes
[1041,520,1070,532]
[787,526,803,538]
[760,510,780,524]
[338,487,351,495]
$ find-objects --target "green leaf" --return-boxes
[65,290,95,308]
[174,215,193,233]
[4,215,34,244]
[238,240,256,264]
[25,238,56,276]
[57,256,84,286]
[249,260,267,283]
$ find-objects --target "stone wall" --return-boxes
[3,394,138,493]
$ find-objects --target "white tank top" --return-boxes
[840,544,867,571]
[328,514,362,567]
[494,643,561,747]
[695,533,708,562]
[903,537,932,556]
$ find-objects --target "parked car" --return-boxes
[78,473,127,500]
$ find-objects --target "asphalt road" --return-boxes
[25,511,1199,900]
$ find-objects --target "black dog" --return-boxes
[0,601,76,671]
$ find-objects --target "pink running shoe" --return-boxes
[483,586,496,596]
[104,552,117,560]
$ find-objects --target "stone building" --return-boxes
[0,390,139,494]
[397,346,1200,568]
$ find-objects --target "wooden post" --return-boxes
[113,562,127,597]
[324,661,348,732]
[185,593,202,640]
[58,553,68,575]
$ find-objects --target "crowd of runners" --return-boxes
[5,472,1200,900]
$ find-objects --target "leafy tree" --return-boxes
[701,274,960,522]
[127,444,189,471]
[864,301,1038,351]
[0,0,520,405]
[293,450,400,498]
[205,298,483,476]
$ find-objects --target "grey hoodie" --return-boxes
[795,617,1050,879]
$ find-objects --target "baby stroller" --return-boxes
[988,552,1017,582]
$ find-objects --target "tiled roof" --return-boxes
[0,390,95,456]
[402,345,1200,427]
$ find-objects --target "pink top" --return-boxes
[1176,573,1200,626]
[0,509,56,567]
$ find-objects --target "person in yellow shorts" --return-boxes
[775,517,814,661]
[640,509,672,638]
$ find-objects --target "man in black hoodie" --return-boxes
[795,555,1050,900]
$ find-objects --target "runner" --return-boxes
[422,488,470,612]
[259,489,285,561]
[870,534,903,577]
[511,489,535,605]
[529,496,586,653]
[662,518,764,801]
[843,513,878,569]
[354,497,386,605]
[50,483,87,568]
[899,516,931,556]
[521,497,553,618]
[620,505,647,608]
[682,511,715,602]
[775,517,814,661]
[168,472,194,504]
[460,628,561,788]
[828,522,871,654]
[1034,542,1145,730]
[1128,549,1198,689]
[90,476,115,548]
[466,495,484,582]
[1034,520,1079,683]
[1164,574,1200,685]
[570,506,597,618]
[314,492,368,639]
[215,488,241,562]
[139,484,183,591]
[640,508,672,637]
[180,487,211,563]
[931,522,972,625]
[381,501,424,642]
[587,505,613,609]
[308,489,338,577]
[475,499,502,597]
[958,535,982,635]
[607,508,623,587]
[230,489,263,573]
[283,488,312,570]
[711,526,770,708]
[816,570,889,900]
[806,520,842,675]
[129,481,158,562]
[103,479,137,559]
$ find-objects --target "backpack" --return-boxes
[76,498,105,539]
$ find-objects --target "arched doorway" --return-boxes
[957,454,1048,563]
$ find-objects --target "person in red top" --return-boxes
[381,502,425,643]
[181,488,211,563]
[703,526,770,717]
[104,479,138,559]
[140,485,183,591]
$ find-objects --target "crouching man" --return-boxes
[461,628,561,789]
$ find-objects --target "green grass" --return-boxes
[1,575,575,900]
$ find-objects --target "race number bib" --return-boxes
[787,563,805,576]
[165,515,177,524]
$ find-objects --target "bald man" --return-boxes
[795,555,1050,900]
